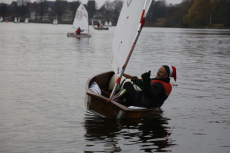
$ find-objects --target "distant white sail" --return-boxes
[110,0,152,75]
[14,17,17,23]
[18,17,20,23]
[72,4,88,31]
[109,21,112,26]
[0,16,3,22]
[53,19,58,25]
[105,21,108,27]
[25,18,28,23]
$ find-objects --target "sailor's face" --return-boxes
[156,67,167,79]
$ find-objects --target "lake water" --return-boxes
[0,22,230,153]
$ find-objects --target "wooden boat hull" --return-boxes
[94,27,109,30]
[85,71,158,119]
[67,32,91,38]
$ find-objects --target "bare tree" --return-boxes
[70,1,81,20]
[52,0,67,20]
[111,0,123,23]
[16,0,30,18]
[102,1,113,21]
[34,0,48,20]
[87,0,96,19]
[0,3,9,19]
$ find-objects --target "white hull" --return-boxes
[67,32,91,38]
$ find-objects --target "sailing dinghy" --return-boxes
[0,16,3,22]
[94,20,109,30]
[109,21,112,26]
[85,0,156,119]
[25,18,28,23]
[53,19,58,25]
[67,4,91,38]
[14,17,17,23]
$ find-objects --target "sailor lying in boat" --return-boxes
[122,65,177,108]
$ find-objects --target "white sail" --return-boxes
[0,16,3,22]
[53,19,58,24]
[109,21,112,26]
[25,18,28,23]
[110,0,152,75]
[14,17,17,23]
[18,17,20,23]
[105,21,108,26]
[72,4,88,31]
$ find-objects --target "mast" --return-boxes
[109,0,153,100]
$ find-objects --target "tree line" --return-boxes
[146,0,230,28]
[1,0,229,28]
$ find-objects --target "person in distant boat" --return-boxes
[122,65,177,108]
[76,27,84,35]
[97,22,100,28]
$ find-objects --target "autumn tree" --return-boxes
[164,4,183,27]
[183,0,218,28]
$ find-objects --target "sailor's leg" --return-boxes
[123,82,137,106]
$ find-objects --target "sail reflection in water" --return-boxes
[82,111,176,152]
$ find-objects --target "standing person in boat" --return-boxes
[122,65,177,108]
[97,22,100,28]
[76,27,84,35]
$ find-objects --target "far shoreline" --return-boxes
[3,20,230,29]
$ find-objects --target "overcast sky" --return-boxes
[0,0,182,7]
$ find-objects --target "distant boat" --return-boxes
[53,19,58,25]
[104,21,108,27]
[25,18,28,23]
[14,17,17,23]
[0,16,3,22]
[94,20,109,30]
[67,4,91,38]
[109,21,112,27]
[18,17,20,23]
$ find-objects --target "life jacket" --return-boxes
[150,80,172,96]
[76,29,80,34]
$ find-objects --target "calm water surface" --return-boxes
[0,23,230,153]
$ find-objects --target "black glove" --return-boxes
[131,76,138,82]
[141,71,151,81]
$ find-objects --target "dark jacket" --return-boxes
[133,77,170,108]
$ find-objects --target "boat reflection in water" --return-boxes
[82,111,177,152]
